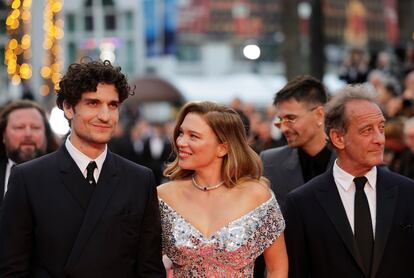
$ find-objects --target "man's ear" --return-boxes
[63,101,74,120]
[217,142,228,158]
[314,106,325,126]
[329,129,345,150]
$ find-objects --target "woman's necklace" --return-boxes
[191,175,224,191]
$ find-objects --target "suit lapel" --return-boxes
[327,151,336,170]
[0,157,7,203]
[283,148,305,192]
[314,171,366,275]
[59,147,94,211]
[371,167,398,278]
[64,151,119,274]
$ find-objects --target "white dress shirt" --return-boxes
[3,159,16,196]
[333,160,377,237]
[65,137,107,183]
[149,136,164,159]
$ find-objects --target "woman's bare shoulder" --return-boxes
[157,180,187,201]
[238,180,273,206]
[157,181,176,199]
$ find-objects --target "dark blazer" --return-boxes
[142,136,172,185]
[108,135,146,166]
[0,145,165,278]
[260,145,335,208]
[284,166,414,278]
[0,157,7,207]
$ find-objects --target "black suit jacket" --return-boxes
[260,146,335,208]
[0,146,165,278]
[284,166,414,278]
[108,135,146,165]
[0,157,7,207]
[142,137,172,185]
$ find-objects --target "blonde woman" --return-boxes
[158,101,287,277]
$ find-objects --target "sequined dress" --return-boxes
[159,192,285,277]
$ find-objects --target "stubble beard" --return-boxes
[87,130,114,145]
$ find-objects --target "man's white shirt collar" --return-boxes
[65,136,107,182]
[333,160,377,191]
[4,159,17,195]
[333,159,377,236]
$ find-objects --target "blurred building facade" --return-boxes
[176,0,281,72]
[172,0,404,75]
[323,0,399,49]
[0,0,146,107]
[62,0,145,76]
[0,0,413,107]
[398,0,414,44]
[0,2,8,103]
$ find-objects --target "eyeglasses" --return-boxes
[274,106,319,128]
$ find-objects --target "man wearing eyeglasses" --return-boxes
[260,75,335,209]
[254,76,335,278]
[284,85,414,278]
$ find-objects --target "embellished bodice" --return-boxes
[159,192,285,277]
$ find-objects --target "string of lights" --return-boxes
[40,0,64,96]
[4,0,33,86]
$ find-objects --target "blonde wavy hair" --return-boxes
[164,101,267,188]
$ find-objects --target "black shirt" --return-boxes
[398,149,414,180]
[298,145,332,182]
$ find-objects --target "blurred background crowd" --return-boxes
[1,0,414,182]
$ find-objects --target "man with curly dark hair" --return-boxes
[0,60,166,277]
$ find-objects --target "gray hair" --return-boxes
[367,69,386,85]
[325,84,378,136]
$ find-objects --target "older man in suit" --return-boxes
[284,85,414,277]
[0,60,165,277]
[260,75,335,209]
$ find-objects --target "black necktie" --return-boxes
[354,176,373,275]
[86,161,97,187]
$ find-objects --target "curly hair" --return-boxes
[56,60,131,109]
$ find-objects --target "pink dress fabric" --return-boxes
[159,192,285,277]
